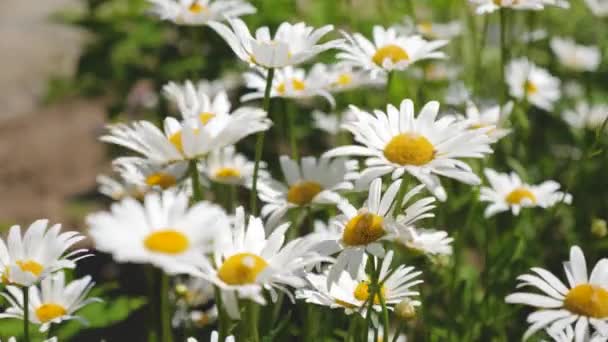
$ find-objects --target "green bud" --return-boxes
[591,218,607,238]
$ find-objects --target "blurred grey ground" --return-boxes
[0,0,106,227]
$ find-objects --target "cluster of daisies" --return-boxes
[4,0,608,340]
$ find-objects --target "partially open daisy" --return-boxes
[191,207,328,318]
[87,190,227,274]
[308,63,386,93]
[505,245,608,340]
[415,20,463,40]
[208,18,342,68]
[163,80,232,121]
[447,101,513,143]
[112,157,187,192]
[337,25,448,78]
[242,66,335,106]
[0,220,87,287]
[201,145,268,186]
[258,156,356,227]
[550,37,601,72]
[469,0,569,14]
[101,108,271,165]
[324,99,494,201]
[318,179,435,284]
[0,272,99,332]
[396,227,453,256]
[506,57,561,111]
[312,109,357,136]
[480,168,572,217]
[97,173,147,201]
[147,0,255,26]
[562,102,608,131]
[297,251,422,316]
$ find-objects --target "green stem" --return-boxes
[23,286,30,342]
[499,8,508,103]
[406,0,416,22]
[364,257,378,340]
[250,68,275,215]
[214,286,229,340]
[189,160,203,202]
[247,300,260,342]
[386,71,395,104]
[391,175,409,218]
[160,272,172,342]
[287,101,299,160]
[378,287,390,342]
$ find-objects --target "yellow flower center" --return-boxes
[277,79,306,95]
[505,188,537,205]
[35,303,67,323]
[354,281,386,304]
[217,253,269,285]
[342,213,385,246]
[188,2,207,13]
[214,167,241,180]
[199,112,215,125]
[383,133,435,166]
[145,172,177,189]
[16,259,44,277]
[286,181,323,206]
[372,44,410,66]
[336,73,353,86]
[525,80,538,95]
[564,284,608,318]
[144,229,190,254]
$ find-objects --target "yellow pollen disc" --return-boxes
[1,268,10,284]
[286,181,323,206]
[144,230,189,254]
[276,79,306,95]
[525,80,538,95]
[145,172,177,189]
[188,2,206,13]
[336,73,353,86]
[214,167,241,179]
[505,188,537,205]
[199,112,215,125]
[16,260,44,277]
[36,303,67,323]
[383,133,435,166]
[564,284,608,318]
[217,253,268,285]
[372,44,410,66]
[342,213,385,246]
[354,281,386,305]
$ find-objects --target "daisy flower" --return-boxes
[396,227,453,256]
[200,145,268,186]
[445,81,471,106]
[312,109,357,136]
[368,326,408,342]
[585,0,608,16]
[0,272,99,332]
[308,63,386,93]
[562,102,608,131]
[550,37,601,72]
[163,80,233,121]
[469,0,569,14]
[101,108,271,165]
[188,331,235,342]
[258,156,356,227]
[208,18,342,68]
[411,62,460,82]
[296,251,422,316]
[480,168,572,217]
[318,179,435,284]
[415,20,463,40]
[147,0,255,26]
[337,25,448,78]
[324,99,494,201]
[505,245,608,340]
[242,66,335,106]
[87,189,227,275]
[112,157,188,191]
[191,207,328,318]
[506,57,561,111]
[97,173,147,201]
[0,220,87,287]
[544,324,607,342]
[447,101,513,143]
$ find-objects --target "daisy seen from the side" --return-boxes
[147,0,255,26]
[550,37,601,72]
[506,57,561,111]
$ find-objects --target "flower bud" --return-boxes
[395,299,416,321]
[591,218,607,238]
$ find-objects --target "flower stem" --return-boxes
[391,175,409,218]
[247,300,260,342]
[364,256,378,340]
[23,286,30,342]
[160,272,172,342]
[214,286,229,340]
[499,8,508,103]
[378,287,390,342]
[287,101,299,160]
[250,67,275,215]
[189,160,203,202]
